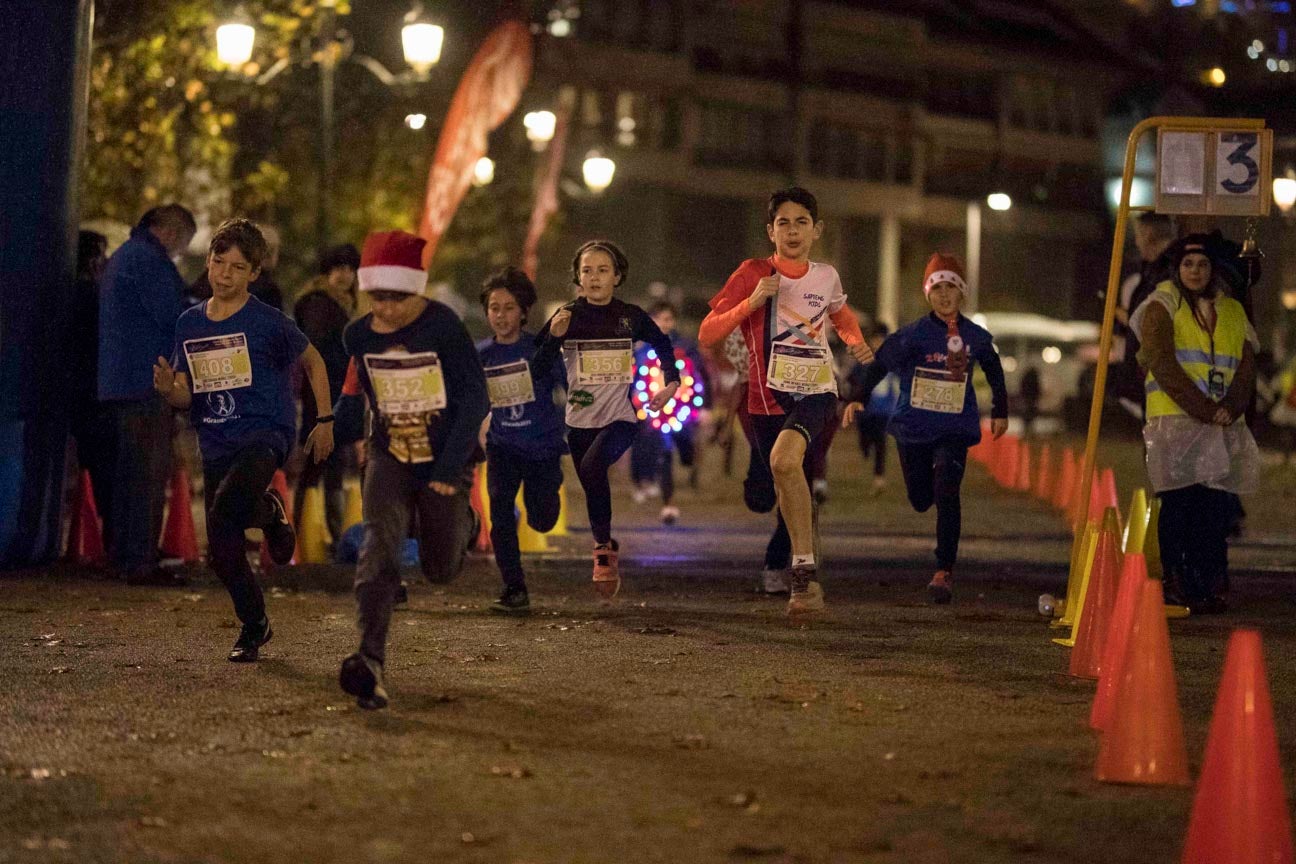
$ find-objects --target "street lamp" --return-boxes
[472,156,495,187]
[986,192,1012,211]
[524,110,557,150]
[1273,176,1296,215]
[583,151,615,194]
[217,4,445,253]
[215,19,255,67]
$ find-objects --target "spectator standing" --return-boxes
[97,204,195,584]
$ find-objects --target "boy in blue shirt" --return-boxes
[154,219,335,661]
[843,253,1007,604]
[477,267,568,614]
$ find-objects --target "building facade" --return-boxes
[530,0,1142,327]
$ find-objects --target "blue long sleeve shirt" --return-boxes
[849,313,1007,446]
[98,227,185,401]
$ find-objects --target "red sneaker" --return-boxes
[927,570,953,605]
[592,540,620,599]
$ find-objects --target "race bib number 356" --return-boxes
[574,339,633,386]
[485,360,535,408]
[364,352,447,415]
[910,367,966,414]
[767,342,834,395]
[184,333,252,393]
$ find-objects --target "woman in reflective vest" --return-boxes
[1130,233,1259,614]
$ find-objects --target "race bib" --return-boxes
[364,352,446,416]
[910,366,966,414]
[766,341,835,395]
[574,339,633,386]
[485,359,535,408]
[184,333,252,394]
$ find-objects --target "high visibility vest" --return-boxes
[1145,281,1248,419]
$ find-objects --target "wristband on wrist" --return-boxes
[315,414,335,424]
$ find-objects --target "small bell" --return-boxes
[1239,217,1264,260]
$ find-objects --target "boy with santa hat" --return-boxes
[842,252,1008,604]
[332,230,489,709]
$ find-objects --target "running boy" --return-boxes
[842,252,1007,604]
[334,230,489,709]
[532,240,679,599]
[699,187,871,615]
[477,266,567,614]
[153,218,335,662]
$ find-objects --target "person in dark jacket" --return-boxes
[1113,213,1177,417]
[69,231,112,519]
[292,243,359,544]
[98,204,195,584]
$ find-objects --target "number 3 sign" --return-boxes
[1156,127,1273,216]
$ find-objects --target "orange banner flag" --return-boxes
[417,20,532,267]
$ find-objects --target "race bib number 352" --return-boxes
[767,342,834,395]
[364,352,447,415]
[184,333,252,393]
[485,360,535,408]
[574,339,633,386]
[910,367,966,414]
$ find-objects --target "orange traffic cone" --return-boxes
[1086,469,1106,525]
[1015,439,1032,492]
[1180,630,1294,864]
[1035,443,1054,502]
[67,469,106,565]
[997,434,1019,488]
[160,467,199,563]
[1069,507,1121,679]
[1095,578,1190,786]
[471,464,491,552]
[969,423,990,464]
[1054,447,1076,511]
[1099,468,1121,532]
[1090,553,1148,732]
[260,470,293,572]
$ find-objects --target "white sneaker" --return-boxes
[645,483,662,500]
[760,569,789,595]
[660,505,680,525]
[812,479,829,504]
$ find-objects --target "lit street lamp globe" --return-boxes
[216,21,255,67]
[583,152,615,194]
[524,111,556,148]
[402,22,444,73]
[986,192,1012,212]
[472,156,495,187]
[1273,177,1296,215]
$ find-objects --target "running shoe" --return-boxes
[787,568,825,616]
[339,652,388,710]
[393,583,409,607]
[760,568,789,595]
[812,479,829,504]
[263,488,296,566]
[660,505,680,526]
[592,540,620,599]
[490,585,531,615]
[927,570,953,605]
[228,617,272,663]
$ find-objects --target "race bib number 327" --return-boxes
[364,352,447,415]
[574,339,633,386]
[766,342,834,395]
[184,333,252,393]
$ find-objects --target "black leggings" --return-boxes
[486,445,564,588]
[1158,484,1231,600]
[896,439,968,571]
[567,421,638,545]
[203,444,280,625]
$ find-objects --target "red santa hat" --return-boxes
[922,251,968,297]
[358,230,427,295]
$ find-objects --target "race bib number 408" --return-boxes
[364,352,447,416]
[767,342,835,395]
[910,367,966,414]
[184,333,252,393]
[485,360,535,408]
[574,339,633,386]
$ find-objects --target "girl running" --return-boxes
[533,241,679,599]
